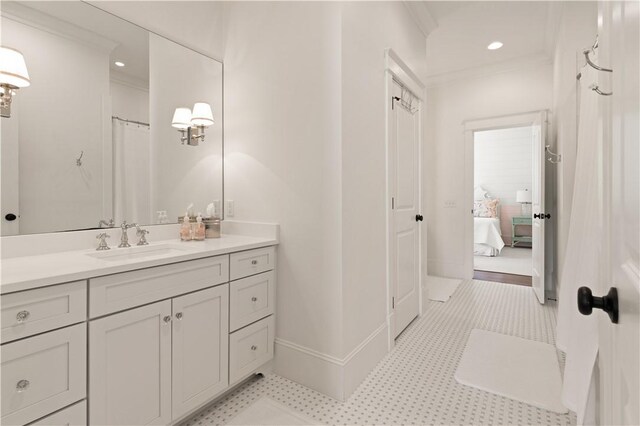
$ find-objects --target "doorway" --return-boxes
[472,126,534,286]
[463,111,548,303]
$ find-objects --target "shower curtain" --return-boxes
[112,119,152,226]
[556,64,600,424]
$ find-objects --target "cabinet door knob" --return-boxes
[16,379,30,392]
[251,296,258,302]
[251,260,258,265]
[163,315,172,324]
[175,312,183,320]
[251,345,257,351]
[16,310,30,322]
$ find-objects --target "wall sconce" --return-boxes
[171,102,214,146]
[0,46,30,118]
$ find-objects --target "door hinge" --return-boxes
[392,297,395,309]
[392,197,395,209]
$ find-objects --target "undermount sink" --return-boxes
[86,243,190,262]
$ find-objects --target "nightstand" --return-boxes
[511,216,532,247]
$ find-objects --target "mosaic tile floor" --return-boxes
[182,280,577,426]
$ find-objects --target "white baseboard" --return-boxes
[274,323,388,401]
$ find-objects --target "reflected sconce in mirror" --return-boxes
[0,46,30,118]
[171,102,214,146]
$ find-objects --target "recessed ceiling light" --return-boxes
[114,61,125,67]
[487,41,503,50]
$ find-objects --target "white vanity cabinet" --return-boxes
[0,244,276,426]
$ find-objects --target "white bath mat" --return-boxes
[226,397,319,425]
[455,329,567,414]
[426,275,463,302]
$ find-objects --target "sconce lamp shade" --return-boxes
[516,189,532,203]
[0,47,30,88]
[191,102,213,126]
[172,107,192,129]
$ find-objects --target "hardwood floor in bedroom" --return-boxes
[473,270,532,286]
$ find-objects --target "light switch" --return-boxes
[444,200,457,208]
[226,200,235,217]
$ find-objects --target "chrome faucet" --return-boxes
[136,225,150,246]
[98,218,115,228]
[118,221,137,248]
[96,232,110,251]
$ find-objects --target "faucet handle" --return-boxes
[96,232,110,251]
[136,226,149,246]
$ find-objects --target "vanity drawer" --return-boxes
[230,246,276,281]
[1,281,87,344]
[30,400,87,426]
[89,255,229,318]
[1,324,86,426]
[229,316,275,384]
[230,271,275,332]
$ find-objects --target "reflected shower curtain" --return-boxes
[112,119,152,225]
[556,64,600,425]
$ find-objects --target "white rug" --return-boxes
[474,247,532,276]
[226,397,319,425]
[426,275,463,302]
[455,329,567,414]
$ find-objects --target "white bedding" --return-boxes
[474,217,505,257]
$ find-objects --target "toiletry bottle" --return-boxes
[180,213,192,241]
[194,213,206,241]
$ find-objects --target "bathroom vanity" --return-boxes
[1,234,277,425]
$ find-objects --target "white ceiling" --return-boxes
[424,1,555,78]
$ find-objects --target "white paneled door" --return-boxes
[391,82,421,339]
[598,2,639,424]
[531,112,547,303]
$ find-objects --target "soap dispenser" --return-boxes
[194,213,206,241]
[180,213,192,241]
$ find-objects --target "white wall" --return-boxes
[474,127,533,206]
[425,63,553,278]
[223,1,427,400]
[1,15,110,234]
[551,2,598,295]
[110,79,149,124]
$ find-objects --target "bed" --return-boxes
[474,217,504,256]
[473,187,505,257]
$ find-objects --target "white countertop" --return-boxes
[1,234,278,294]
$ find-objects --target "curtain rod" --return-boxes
[112,116,150,127]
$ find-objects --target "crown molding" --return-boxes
[403,1,438,38]
[425,53,553,88]
[1,2,117,53]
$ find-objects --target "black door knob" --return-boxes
[4,213,17,221]
[577,286,619,324]
[415,214,424,222]
[544,213,551,219]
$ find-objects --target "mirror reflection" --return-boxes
[0,1,223,236]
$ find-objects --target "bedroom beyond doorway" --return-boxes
[473,126,533,286]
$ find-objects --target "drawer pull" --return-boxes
[251,345,257,351]
[175,312,183,320]
[163,315,172,324]
[16,310,30,322]
[251,260,258,265]
[251,296,258,302]
[16,379,30,392]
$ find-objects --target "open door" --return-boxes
[390,80,420,338]
[597,2,639,424]
[531,111,547,303]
